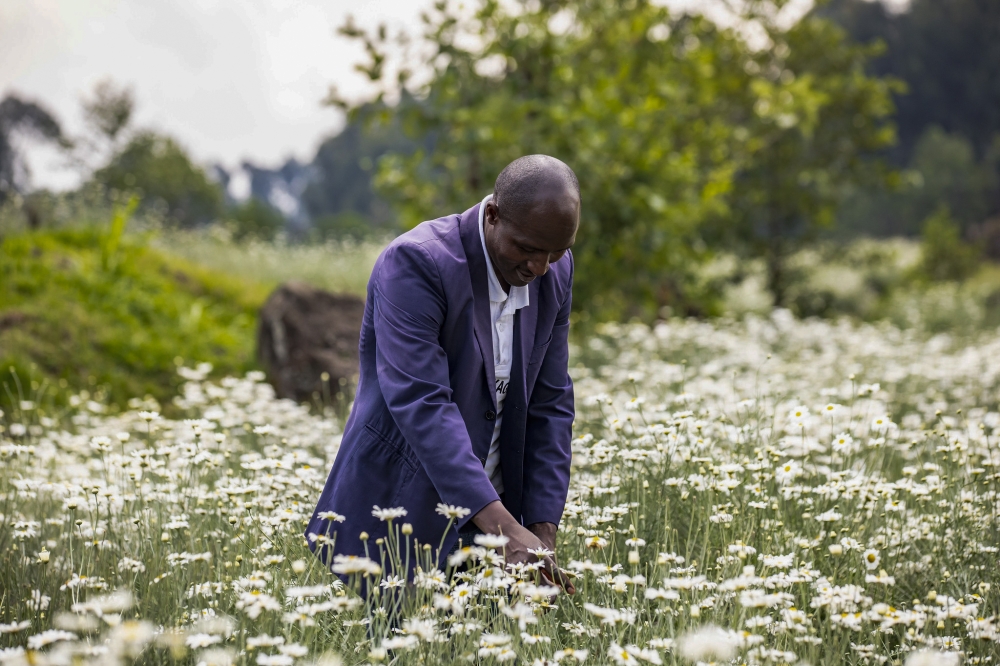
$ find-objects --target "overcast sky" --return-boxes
[0,0,426,190]
[2,0,902,192]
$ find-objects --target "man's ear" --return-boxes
[484,200,500,227]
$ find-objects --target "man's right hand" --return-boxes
[471,500,571,592]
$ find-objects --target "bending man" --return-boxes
[306,155,579,588]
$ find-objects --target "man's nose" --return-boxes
[526,256,550,277]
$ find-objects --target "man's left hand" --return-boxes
[527,522,575,594]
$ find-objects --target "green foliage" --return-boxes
[93,131,224,227]
[0,182,120,236]
[227,198,285,241]
[907,129,999,232]
[825,0,1000,243]
[337,0,897,318]
[0,225,268,417]
[348,0,753,318]
[719,9,899,306]
[914,206,982,283]
[81,79,134,145]
[153,226,382,297]
[309,211,382,241]
[0,94,67,205]
[710,236,1000,332]
[99,195,139,270]
[302,107,414,231]
[826,0,1000,163]
[838,127,1000,238]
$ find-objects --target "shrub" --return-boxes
[914,206,981,282]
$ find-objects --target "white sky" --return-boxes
[0,0,424,190]
[1,0,902,192]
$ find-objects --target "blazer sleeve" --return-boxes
[520,253,575,527]
[371,241,500,528]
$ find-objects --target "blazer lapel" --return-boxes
[459,203,497,409]
[519,280,540,382]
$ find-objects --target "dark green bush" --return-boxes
[93,131,223,227]
[228,198,285,241]
[915,206,982,282]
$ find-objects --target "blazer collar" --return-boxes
[459,202,497,408]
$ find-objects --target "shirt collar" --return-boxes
[478,194,530,310]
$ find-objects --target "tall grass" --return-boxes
[151,227,386,298]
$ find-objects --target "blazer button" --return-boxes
[485,410,496,421]
[478,456,486,465]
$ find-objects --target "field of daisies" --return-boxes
[2,310,1000,665]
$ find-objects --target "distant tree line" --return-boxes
[2,0,998,316]
[823,0,1000,246]
[332,0,898,315]
[0,79,415,243]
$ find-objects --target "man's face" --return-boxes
[483,188,579,290]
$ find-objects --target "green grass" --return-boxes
[0,225,271,417]
[4,207,997,431]
[152,227,385,298]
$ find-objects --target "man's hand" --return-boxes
[526,522,557,551]
[527,522,575,594]
[472,502,575,594]
[472,501,544,567]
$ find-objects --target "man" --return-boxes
[306,155,578,588]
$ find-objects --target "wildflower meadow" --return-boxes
[2,312,1000,665]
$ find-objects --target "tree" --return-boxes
[824,0,1000,242]
[717,6,898,307]
[78,80,225,229]
[915,206,981,282]
[303,103,416,234]
[907,129,997,233]
[838,127,1000,240]
[228,197,285,241]
[0,94,66,205]
[93,132,223,227]
[334,0,897,315]
[74,79,136,174]
[336,0,762,318]
[825,0,1000,163]
[82,79,135,147]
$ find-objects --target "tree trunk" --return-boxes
[765,240,786,309]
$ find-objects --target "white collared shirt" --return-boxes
[478,194,530,494]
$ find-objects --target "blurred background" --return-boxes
[1,0,998,415]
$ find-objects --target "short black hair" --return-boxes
[493,154,580,221]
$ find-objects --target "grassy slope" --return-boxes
[0,226,271,416]
[152,228,383,297]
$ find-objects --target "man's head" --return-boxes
[483,154,580,290]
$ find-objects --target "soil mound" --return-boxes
[257,282,365,403]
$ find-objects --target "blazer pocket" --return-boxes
[527,334,553,365]
[364,423,419,472]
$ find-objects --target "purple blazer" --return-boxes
[305,201,574,574]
